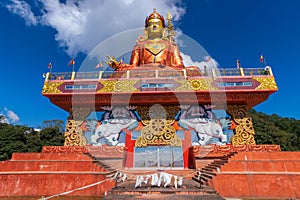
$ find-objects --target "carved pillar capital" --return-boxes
[227,105,255,145]
[64,106,91,146]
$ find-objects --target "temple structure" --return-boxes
[42,9,278,168]
[1,9,299,199]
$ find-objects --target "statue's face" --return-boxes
[112,107,129,118]
[146,19,164,39]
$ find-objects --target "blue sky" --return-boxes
[0,0,299,127]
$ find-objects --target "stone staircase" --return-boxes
[100,151,240,199]
[192,152,237,187]
[102,169,224,199]
[84,152,118,179]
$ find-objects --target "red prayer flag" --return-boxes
[68,59,75,66]
[48,62,52,69]
[260,54,264,63]
[95,61,103,68]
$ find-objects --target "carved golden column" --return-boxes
[227,105,255,145]
[64,107,91,146]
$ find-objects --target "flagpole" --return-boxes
[48,62,52,73]
[260,53,267,66]
[236,59,240,69]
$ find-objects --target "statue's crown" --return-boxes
[145,8,165,27]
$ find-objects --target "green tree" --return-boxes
[0,124,32,160]
[40,120,65,133]
[39,127,64,146]
[249,109,300,151]
[25,129,42,152]
[0,123,64,161]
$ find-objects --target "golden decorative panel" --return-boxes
[231,117,255,145]
[64,107,91,146]
[64,119,87,146]
[42,82,63,94]
[135,105,182,147]
[175,79,218,91]
[227,105,256,145]
[253,77,278,90]
[97,80,139,93]
[137,105,179,126]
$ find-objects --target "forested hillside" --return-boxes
[0,110,299,161]
[0,123,64,161]
[250,109,300,151]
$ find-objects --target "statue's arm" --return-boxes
[105,55,119,69]
[172,44,184,68]
[129,44,140,67]
[108,44,140,71]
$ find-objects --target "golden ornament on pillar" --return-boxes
[227,105,256,145]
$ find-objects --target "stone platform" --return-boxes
[212,151,300,198]
[0,145,299,199]
[0,147,117,198]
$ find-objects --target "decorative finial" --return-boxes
[153,8,157,13]
[166,12,175,42]
[167,12,172,21]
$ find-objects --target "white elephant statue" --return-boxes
[179,118,227,145]
[91,118,137,146]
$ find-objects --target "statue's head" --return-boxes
[145,9,165,39]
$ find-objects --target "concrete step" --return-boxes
[198,174,210,181]
[200,169,217,176]
[211,160,227,164]
[192,176,210,186]
[102,194,226,200]
[207,163,225,168]
[203,166,218,171]
[109,179,218,196]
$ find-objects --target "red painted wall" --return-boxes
[0,151,116,197]
[212,152,300,199]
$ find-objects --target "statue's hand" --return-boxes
[105,55,119,69]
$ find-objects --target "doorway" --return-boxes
[133,146,184,168]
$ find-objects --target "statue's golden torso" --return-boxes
[128,39,184,69]
[144,41,166,55]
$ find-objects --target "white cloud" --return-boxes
[0,115,9,124]
[6,110,20,123]
[0,107,20,124]
[181,54,219,70]
[5,0,38,25]
[5,0,185,56]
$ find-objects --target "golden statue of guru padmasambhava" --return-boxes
[106,9,186,71]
